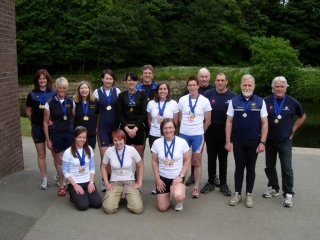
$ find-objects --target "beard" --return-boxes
[242,90,253,98]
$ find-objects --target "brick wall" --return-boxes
[0,1,24,177]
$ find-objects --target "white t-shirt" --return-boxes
[178,94,212,135]
[147,100,179,137]
[226,99,268,118]
[103,145,141,181]
[151,136,190,179]
[62,147,95,184]
[93,87,121,100]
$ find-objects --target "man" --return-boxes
[225,74,268,208]
[263,76,306,208]
[136,64,157,137]
[183,67,215,186]
[201,73,236,196]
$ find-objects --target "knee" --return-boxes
[75,202,89,211]
[174,193,185,203]
[103,204,118,214]
[157,205,168,212]
[130,205,144,214]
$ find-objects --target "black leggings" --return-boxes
[68,182,102,211]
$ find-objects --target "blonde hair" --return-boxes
[73,81,95,103]
[55,77,69,89]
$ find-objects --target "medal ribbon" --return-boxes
[242,98,252,113]
[116,145,126,168]
[158,101,167,117]
[82,101,89,116]
[76,148,86,166]
[102,87,113,106]
[39,91,47,105]
[127,91,137,105]
[57,96,67,116]
[273,95,286,117]
[164,137,175,160]
[189,95,199,114]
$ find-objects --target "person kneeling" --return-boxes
[101,129,144,214]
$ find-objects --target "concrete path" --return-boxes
[1,137,319,240]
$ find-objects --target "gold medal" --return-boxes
[83,116,89,121]
[106,106,112,111]
[39,105,44,109]
[274,119,279,124]
[164,158,169,166]
[63,115,67,120]
[79,166,85,173]
[169,159,174,166]
[130,107,133,112]
[189,113,195,121]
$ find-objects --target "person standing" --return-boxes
[263,76,306,208]
[183,68,215,186]
[225,74,268,208]
[201,73,236,196]
[25,69,56,190]
[178,76,211,198]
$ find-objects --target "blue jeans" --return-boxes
[265,139,294,196]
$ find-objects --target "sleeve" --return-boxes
[180,138,190,154]
[294,99,304,117]
[146,101,152,113]
[132,147,142,163]
[26,93,32,107]
[93,89,99,100]
[151,139,159,154]
[44,102,50,111]
[178,98,183,111]
[62,150,71,178]
[226,100,234,117]
[116,88,121,96]
[89,147,95,173]
[203,97,212,111]
[117,92,127,126]
[136,92,148,127]
[172,101,179,113]
[102,148,111,165]
[260,100,268,118]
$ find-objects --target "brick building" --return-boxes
[0,1,23,177]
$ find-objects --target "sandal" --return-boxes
[58,187,66,197]
[192,187,199,198]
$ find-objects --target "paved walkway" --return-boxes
[1,137,320,240]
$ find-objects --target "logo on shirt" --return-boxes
[251,102,256,108]
[211,98,216,105]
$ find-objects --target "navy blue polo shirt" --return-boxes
[204,88,236,125]
[264,94,304,142]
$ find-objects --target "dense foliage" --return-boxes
[16,0,320,74]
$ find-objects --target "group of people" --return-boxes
[26,65,306,213]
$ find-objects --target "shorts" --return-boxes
[50,132,72,153]
[87,135,97,149]
[31,123,45,144]
[98,127,114,147]
[156,175,185,194]
[179,133,204,153]
[121,125,146,146]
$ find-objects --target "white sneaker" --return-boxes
[40,178,48,190]
[262,187,279,198]
[245,193,254,208]
[283,194,294,208]
[151,187,157,195]
[229,192,242,206]
[174,202,183,212]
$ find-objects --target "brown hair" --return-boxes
[160,118,177,136]
[33,69,52,91]
[73,81,95,103]
[154,82,172,102]
[71,126,91,159]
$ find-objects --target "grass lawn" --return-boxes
[21,117,31,137]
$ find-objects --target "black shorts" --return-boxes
[50,132,72,153]
[121,125,146,146]
[156,176,174,194]
[31,123,45,144]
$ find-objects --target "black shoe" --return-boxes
[185,175,195,186]
[214,176,220,187]
[220,184,232,196]
[200,182,215,194]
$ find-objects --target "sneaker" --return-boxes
[185,175,195,186]
[101,181,106,192]
[174,202,183,212]
[192,187,199,198]
[40,178,48,190]
[229,192,242,206]
[262,186,280,198]
[200,182,215,194]
[214,176,220,187]
[220,184,232,196]
[151,187,157,195]
[282,194,294,208]
[245,193,254,208]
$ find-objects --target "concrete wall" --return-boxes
[0,0,24,177]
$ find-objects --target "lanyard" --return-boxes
[82,101,89,116]
[189,95,199,114]
[242,98,252,113]
[273,95,286,117]
[102,87,113,106]
[164,137,175,160]
[39,91,47,105]
[116,145,126,168]
[158,101,167,117]
[76,148,86,166]
[56,96,67,116]
[127,91,137,105]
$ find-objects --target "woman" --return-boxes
[43,77,74,196]
[93,69,121,192]
[25,69,56,190]
[147,82,179,194]
[101,129,144,214]
[62,126,101,210]
[73,81,98,149]
[178,76,212,198]
[117,72,148,158]
[151,118,191,212]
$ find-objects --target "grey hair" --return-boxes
[241,74,255,84]
[55,77,69,89]
[197,67,210,77]
[272,76,289,91]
